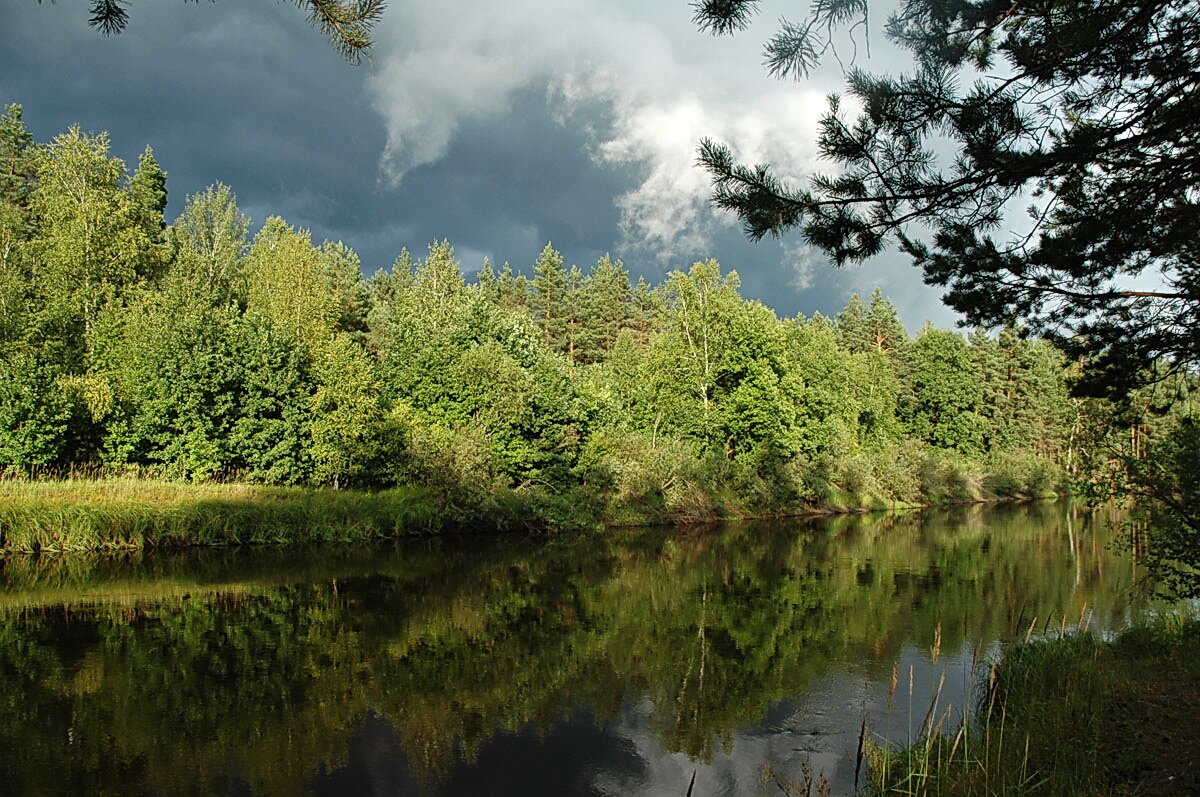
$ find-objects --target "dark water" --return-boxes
[0,504,1159,795]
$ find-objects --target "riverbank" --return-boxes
[0,479,445,553]
[0,464,1060,553]
[867,615,1200,796]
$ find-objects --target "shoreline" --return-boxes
[0,475,1063,555]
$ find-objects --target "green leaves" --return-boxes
[0,345,77,467]
[27,128,154,358]
[0,110,1092,514]
[697,0,1200,397]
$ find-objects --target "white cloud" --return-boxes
[782,237,825,292]
[367,1,829,262]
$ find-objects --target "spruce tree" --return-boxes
[129,146,170,280]
[531,243,569,353]
[0,105,36,213]
[834,293,869,353]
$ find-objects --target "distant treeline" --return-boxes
[0,105,1113,529]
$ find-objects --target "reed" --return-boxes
[0,478,442,553]
[866,613,1200,795]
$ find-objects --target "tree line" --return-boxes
[0,106,1113,525]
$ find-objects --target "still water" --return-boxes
[0,504,1158,795]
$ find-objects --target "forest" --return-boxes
[0,105,1176,535]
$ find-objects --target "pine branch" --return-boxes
[74,0,386,63]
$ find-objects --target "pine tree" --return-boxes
[575,254,633,364]
[0,105,36,343]
[696,0,1200,397]
[630,276,659,343]
[835,293,870,353]
[79,0,386,64]
[495,262,530,313]
[865,289,907,354]
[531,243,569,353]
[318,240,369,336]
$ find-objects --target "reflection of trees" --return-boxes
[0,506,1146,793]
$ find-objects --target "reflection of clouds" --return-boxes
[591,646,983,796]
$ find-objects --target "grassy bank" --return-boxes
[867,614,1200,796]
[0,479,444,553]
[0,444,1064,553]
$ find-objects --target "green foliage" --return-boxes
[1128,414,1200,598]
[531,242,571,355]
[0,104,36,211]
[904,328,984,455]
[868,614,1200,796]
[318,240,370,335]
[166,182,248,304]
[0,345,78,467]
[309,335,381,486]
[697,0,1200,400]
[0,110,1097,529]
[244,217,338,354]
[26,128,153,359]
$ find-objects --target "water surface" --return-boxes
[0,504,1157,795]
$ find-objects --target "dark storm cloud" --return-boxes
[0,0,959,330]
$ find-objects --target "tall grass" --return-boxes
[0,478,442,553]
[866,613,1200,795]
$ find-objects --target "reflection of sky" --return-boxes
[1,507,1175,795]
[304,644,996,796]
[311,610,1180,797]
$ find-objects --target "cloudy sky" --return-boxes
[0,0,960,328]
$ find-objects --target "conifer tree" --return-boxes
[0,106,36,343]
[531,243,569,353]
[865,289,907,354]
[129,146,171,280]
[576,254,634,364]
[696,0,1200,397]
[495,262,531,313]
[834,293,869,353]
[0,105,35,215]
[318,240,369,335]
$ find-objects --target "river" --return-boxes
[0,503,1161,795]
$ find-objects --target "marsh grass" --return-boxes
[867,613,1200,795]
[0,478,442,553]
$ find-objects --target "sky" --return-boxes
[0,0,962,329]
